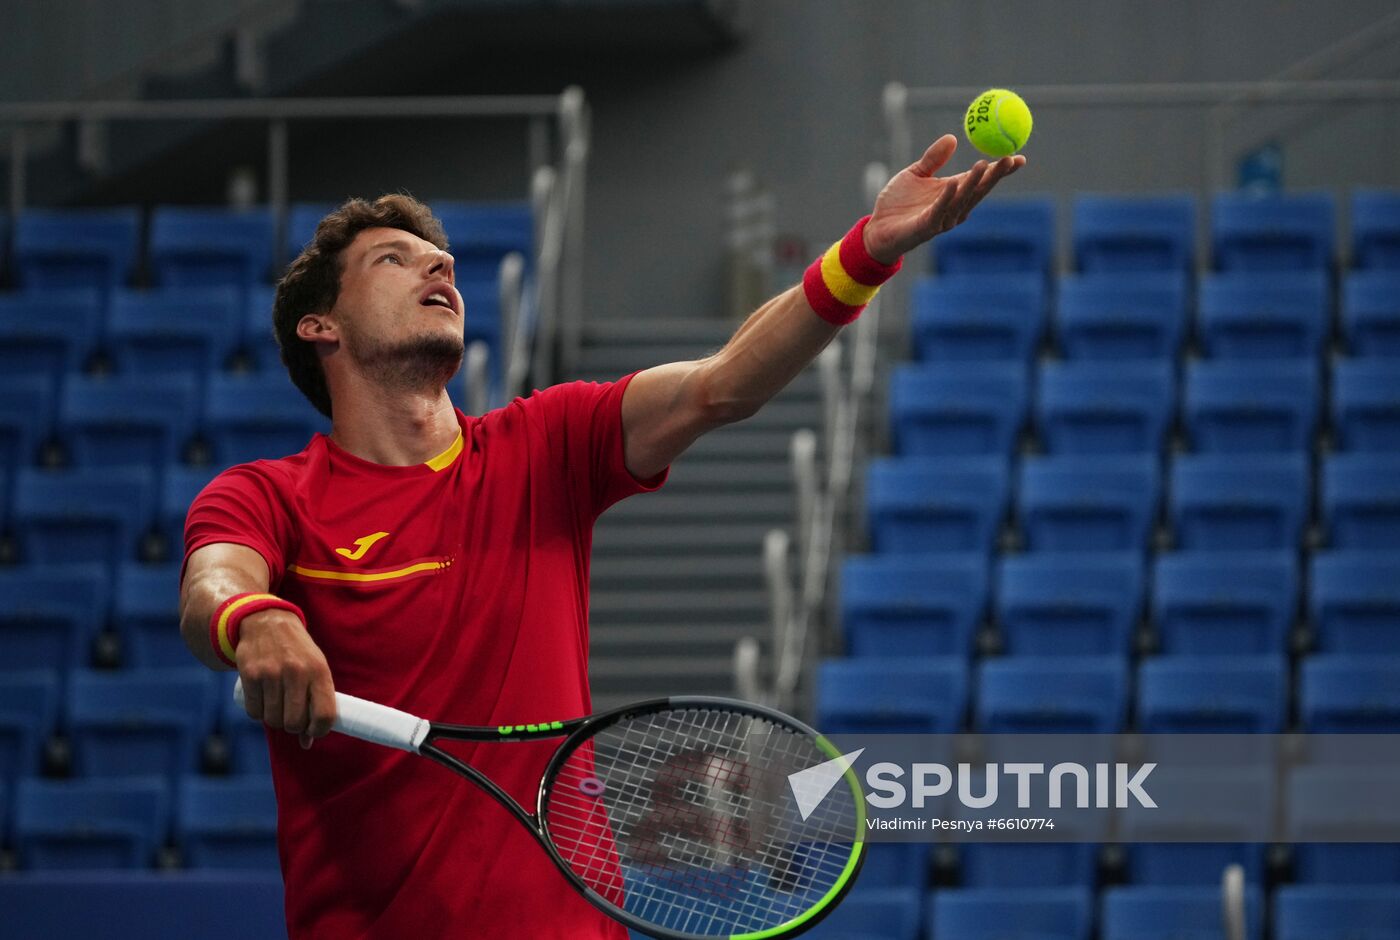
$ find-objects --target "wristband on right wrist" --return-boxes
[210,592,305,668]
[801,215,903,326]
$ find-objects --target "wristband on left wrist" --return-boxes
[801,215,903,326]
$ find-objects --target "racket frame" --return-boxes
[415,695,865,940]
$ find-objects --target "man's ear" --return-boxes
[296,312,338,346]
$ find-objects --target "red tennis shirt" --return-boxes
[182,372,666,940]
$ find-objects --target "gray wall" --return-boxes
[579,0,1400,320]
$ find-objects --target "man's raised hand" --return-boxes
[862,134,1026,265]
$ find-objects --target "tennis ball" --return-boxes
[964,88,1032,157]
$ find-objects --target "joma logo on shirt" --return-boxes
[334,531,391,560]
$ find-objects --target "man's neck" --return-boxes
[328,383,460,467]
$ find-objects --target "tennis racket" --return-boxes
[232,680,865,939]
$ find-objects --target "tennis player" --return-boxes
[178,135,1022,938]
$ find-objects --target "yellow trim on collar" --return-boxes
[425,430,463,472]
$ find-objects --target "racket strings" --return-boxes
[544,706,860,936]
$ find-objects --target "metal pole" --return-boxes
[267,119,288,270]
[9,125,26,217]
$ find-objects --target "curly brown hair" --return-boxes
[270,194,449,418]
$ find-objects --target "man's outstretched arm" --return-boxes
[621,135,1025,480]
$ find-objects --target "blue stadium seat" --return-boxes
[1310,551,1400,653]
[0,375,52,485]
[222,672,270,776]
[1138,655,1287,732]
[976,657,1128,733]
[1286,768,1400,885]
[1323,454,1400,549]
[1300,654,1400,732]
[866,456,1009,556]
[285,202,336,258]
[177,775,278,870]
[1121,767,1272,886]
[1072,193,1196,274]
[205,372,328,466]
[995,552,1143,656]
[107,287,243,382]
[804,886,920,940]
[242,285,280,371]
[931,887,1093,940]
[148,207,275,290]
[1352,189,1400,270]
[857,843,931,893]
[960,844,1099,889]
[911,273,1045,363]
[1102,886,1262,940]
[1056,272,1188,361]
[114,563,187,669]
[840,554,987,656]
[930,197,1057,280]
[1198,270,1331,359]
[1184,359,1319,453]
[816,657,967,733]
[458,276,505,395]
[0,289,104,396]
[1342,270,1400,357]
[12,466,155,567]
[0,872,288,939]
[1036,359,1175,455]
[1275,885,1400,940]
[59,374,199,473]
[13,776,168,870]
[0,670,59,785]
[1170,453,1309,551]
[1211,192,1335,272]
[11,208,141,292]
[1333,359,1400,451]
[66,669,216,782]
[433,200,534,282]
[889,362,1028,457]
[1018,455,1160,552]
[0,563,108,669]
[1152,551,1296,654]
[160,465,220,559]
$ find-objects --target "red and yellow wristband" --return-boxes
[210,592,305,668]
[801,215,903,326]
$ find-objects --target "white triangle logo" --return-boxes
[787,748,865,821]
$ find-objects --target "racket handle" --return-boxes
[233,678,430,753]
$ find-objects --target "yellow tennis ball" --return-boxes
[964,88,1033,157]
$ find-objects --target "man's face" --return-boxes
[323,225,466,391]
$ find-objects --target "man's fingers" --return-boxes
[308,667,337,739]
[959,157,1023,223]
[910,135,957,178]
[242,679,264,722]
[261,677,285,731]
[282,671,310,735]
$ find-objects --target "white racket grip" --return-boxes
[232,679,430,753]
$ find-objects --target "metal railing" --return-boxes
[1,88,591,405]
[883,78,1400,199]
[736,161,889,716]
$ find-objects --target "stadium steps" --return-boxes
[579,315,821,705]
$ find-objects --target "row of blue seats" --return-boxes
[810,884,1400,940]
[1,562,198,670]
[1,372,326,478]
[891,358,1399,458]
[845,829,1399,893]
[866,452,1399,554]
[913,270,1400,362]
[842,550,1398,658]
[0,774,275,871]
[818,653,1400,734]
[931,190,1400,276]
[0,201,532,291]
[0,283,504,400]
[0,669,266,785]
